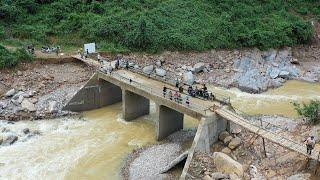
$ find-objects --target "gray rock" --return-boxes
[21,99,36,112]
[262,49,277,62]
[134,64,140,70]
[287,173,311,180]
[193,62,205,73]
[211,172,229,179]
[219,131,230,141]
[12,91,27,100]
[155,68,166,77]
[48,101,58,113]
[269,68,280,79]
[233,57,253,71]
[143,65,154,75]
[2,134,18,145]
[23,128,30,134]
[236,69,268,93]
[5,89,15,97]
[156,60,162,67]
[17,95,24,104]
[212,152,244,177]
[228,137,242,150]
[0,101,8,109]
[129,62,135,68]
[279,70,290,79]
[183,71,194,85]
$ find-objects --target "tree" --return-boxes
[293,100,320,124]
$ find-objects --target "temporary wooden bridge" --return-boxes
[215,108,320,161]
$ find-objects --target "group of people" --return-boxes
[163,86,190,106]
[187,84,215,100]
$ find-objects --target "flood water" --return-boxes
[0,80,319,179]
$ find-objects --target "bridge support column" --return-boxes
[122,89,150,121]
[156,105,184,141]
[194,114,229,153]
[63,74,122,112]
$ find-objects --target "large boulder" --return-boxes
[235,69,269,93]
[287,173,311,180]
[219,131,230,141]
[143,65,154,75]
[48,101,58,113]
[5,89,15,97]
[211,172,229,179]
[262,49,277,62]
[155,68,166,77]
[2,134,18,146]
[212,152,243,177]
[0,101,8,109]
[183,71,194,85]
[21,99,36,112]
[228,137,242,150]
[193,62,205,73]
[269,68,280,79]
[223,136,233,145]
[279,70,290,79]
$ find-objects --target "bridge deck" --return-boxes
[72,55,320,161]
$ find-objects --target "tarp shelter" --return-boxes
[84,43,96,54]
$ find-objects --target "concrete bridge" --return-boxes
[67,55,320,163]
[63,69,230,142]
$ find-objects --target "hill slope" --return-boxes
[0,0,319,51]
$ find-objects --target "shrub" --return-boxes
[293,100,320,124]
[0,45,18,68]
[13,48,34,62]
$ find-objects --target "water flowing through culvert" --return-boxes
[0,80,319,179]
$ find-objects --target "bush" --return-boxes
[0,45,18,68]
[14,48,34,62]
[293,100,320,124]
[0,0,319,51]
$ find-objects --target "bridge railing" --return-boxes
[110,72,211,115]
[126,68,231,105]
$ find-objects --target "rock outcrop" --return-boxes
[212,152,244,177]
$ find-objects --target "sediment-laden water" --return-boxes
[0,80,319,179]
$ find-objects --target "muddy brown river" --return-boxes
[0,80,319,179]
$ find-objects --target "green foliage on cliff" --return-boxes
[293,100,320,124]
[0,0,319,52]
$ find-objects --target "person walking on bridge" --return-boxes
[186,96,190,106]
[305,136,316,155]
[163,86,167,97]
[168,91,173,100]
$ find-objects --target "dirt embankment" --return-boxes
[0,60,94,120]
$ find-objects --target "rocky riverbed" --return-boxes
[0,61,94,120]
[187,115,320,179]
[97,44,320,94]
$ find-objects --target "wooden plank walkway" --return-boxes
[215,108,320,161]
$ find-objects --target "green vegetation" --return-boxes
[0,45,34,68]
[0,0,319,53]
[293,100,320,124]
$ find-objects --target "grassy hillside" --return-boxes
[0,0,319,52]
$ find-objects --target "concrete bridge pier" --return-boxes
[156,104,184,141]
[195,114,229,153]
[122,89,150,121]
